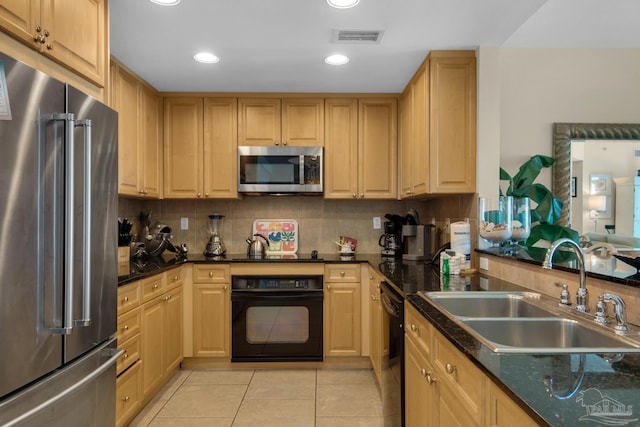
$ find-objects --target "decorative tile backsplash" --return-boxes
[118,194,477,257]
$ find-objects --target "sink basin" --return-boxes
[420,291,553,318]
[460,318,640,354]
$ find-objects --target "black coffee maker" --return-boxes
[378,214,404,257]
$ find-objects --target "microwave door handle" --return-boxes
[299,155,305,184]
[74,119,92,327]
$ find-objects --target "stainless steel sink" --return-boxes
[421,291,552,318]
[418,291,640,354]
[460,318,640,353]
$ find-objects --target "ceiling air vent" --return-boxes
[333,29,384,44]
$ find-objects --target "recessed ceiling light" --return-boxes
[327,0,359,9]
[325,54,350,65]
[150,0,180,5]
[194,52,220,64]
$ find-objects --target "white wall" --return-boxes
[493,48,640,190]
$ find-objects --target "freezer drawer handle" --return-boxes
[3,348,123,427]
[74,119,92,327]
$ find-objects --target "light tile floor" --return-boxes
[129,368,384,427]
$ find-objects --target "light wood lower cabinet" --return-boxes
[115,360,141,427]
[192,265,230,357]
[324,264,361,356]
[368,268,384,385]
[405,303,538,427]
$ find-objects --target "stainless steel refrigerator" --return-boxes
[0,52,119,426]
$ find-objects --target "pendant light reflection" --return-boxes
[194,52,220,64]
[327,0,360,9]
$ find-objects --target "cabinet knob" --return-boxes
[327,284,331,290]
[121,396,130,402]
[152,284,159,290]
[122,296,129,303]
[420,368,427,377]
[224,285,228,291]
[340,271,345,277]
[197,193,202,197]
[410,324,418,332]
[123,325,129,331]
[209,271,214,277]
[205,193,209,197]
[123,352,129,359]
[446,363,457,374]
[352,193,357,198]
[174,275,179,281]
[360,193,364,198]
[275,142,280,146]
[371,295,379,301]
[426,373,437,385]
[283,141,287,146]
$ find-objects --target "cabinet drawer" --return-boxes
[117,307,141,342]
[117,282,141,314]
[116,361,141,427]
[432,328,485,418]
[117,333,141,376]
[166,267,183,290]
[193,264,230,283]
[405,303,432,357]
[325,264,360,282]
[142,273,166,302]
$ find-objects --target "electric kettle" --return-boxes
[246,233,269,258]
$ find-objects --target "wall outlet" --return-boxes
[479,257,489,271]
[373,217,381,229]
[180,217,189,230]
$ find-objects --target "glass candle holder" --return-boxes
[511,197,531,243]
[479,196,513,246]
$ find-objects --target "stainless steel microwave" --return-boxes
[238,146,323,194]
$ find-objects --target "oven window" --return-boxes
[246,306,309,344]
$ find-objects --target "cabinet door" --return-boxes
[111,64,140,196]
[41,0,106,86]
[410,65,429,196]
[238,98,281,146]
[368,274,382,385]
[429,53,476,193]
[164,287,183,374]
[164,97,203,198]
[324,98,359,199]
[193,283,230,357]
[140,84,162,198]
[203,98,238,198]
[281,98,324,146]
[141,297,165,398]
[358,99,397,199]
[405,335,435,427]
[399,88,413,198]
[487,381,539,427]
[0,0,39,45]
[324,282,361,356]
[436,378,479,427]
[115,360,141,427]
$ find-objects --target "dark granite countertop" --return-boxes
[117,253,640,426]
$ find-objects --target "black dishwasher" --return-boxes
[380,281,405,427]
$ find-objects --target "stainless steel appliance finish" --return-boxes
[0,52,118,426]
[238,145,323,194]
[380,281,404,427]
[231,275,324,361]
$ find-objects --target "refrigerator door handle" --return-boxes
[43,112,75,335]
[74,119,92,327]
[2,349,123,427]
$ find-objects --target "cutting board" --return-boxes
[252,219,298,254]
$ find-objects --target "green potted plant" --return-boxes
[500,154,579,248]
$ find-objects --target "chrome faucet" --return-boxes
[543,238,588,312]
[601,293,629,332]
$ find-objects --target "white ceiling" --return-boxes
[109,0,640,93]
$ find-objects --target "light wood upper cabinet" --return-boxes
[164,97,238,199]
[203,98,238,198]
[323,98,358,198]
[238,97,324,146]
[358,98,398,199]
[111,61,162,198]
[429,52,476,194]
[399,51,476,198]
[163,97,204,198]
[324,98,397,199]
[0,0,107,87]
